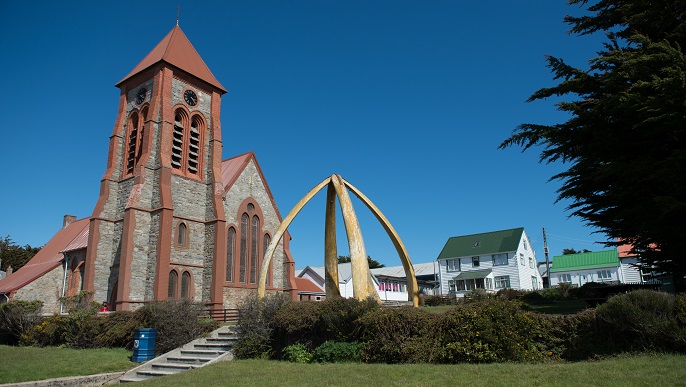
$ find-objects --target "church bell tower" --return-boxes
[83,26,228,311]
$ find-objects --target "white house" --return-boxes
[436,227,543,296]
[549,250,621,287]
[297,261,440,302]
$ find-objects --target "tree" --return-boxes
[1,236,41,273]
[337,255,385,269]
[562,248,591,255]
[499,0,686,290]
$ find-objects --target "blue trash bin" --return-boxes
[132,328,157,362]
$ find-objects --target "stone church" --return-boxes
[0,25,297,313]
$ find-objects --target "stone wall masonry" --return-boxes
[170,219,207,268]
[201,224,215,303]
[171,175,209,220]
[93,221,121,303]
[128,210,155,302]
[117,178,135,216]
[14,264,65,314]
[145,212,160,299]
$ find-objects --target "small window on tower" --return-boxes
[177,222,188,247]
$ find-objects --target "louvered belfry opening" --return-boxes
[172,112,185,170]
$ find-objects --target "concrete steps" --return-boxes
[119,325,237,383]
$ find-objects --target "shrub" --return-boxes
[271,297,379,356]
[439,299,560,363]
[96,311,139,349]
[676,293,686,326]
[282,343,313,363]
[539,287,562,301]
[594,290,686,353]
[360,306,441,364]
[233,292,291,359]
[496,288,525,300]
[0,300,43,345]
[311,341,362,363]
[135,299,219,355]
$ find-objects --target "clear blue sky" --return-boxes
[0,1,608,270]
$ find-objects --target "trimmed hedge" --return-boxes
[19,299,217,354]
[237,290,686,364]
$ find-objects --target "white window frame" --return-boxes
[597,270,611,280]
[529,256,534,269]
[520,253,525,266]
[492,253,508,266]
[447,259,461,272]
[559,273,572,283]
[448,279,456,293]
[495,275,510,289]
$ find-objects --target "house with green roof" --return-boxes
[436,227,542,296]
[549,250,621,287]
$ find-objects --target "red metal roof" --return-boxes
[221,152,253,192]
[117,25,226,93]
[294,277,325,294]
[0,218,90,294]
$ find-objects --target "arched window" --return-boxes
[177,222,188,246]
[239,214,248,283]
[250,216,259,283]
[168,270,178,299]
[263,234,271,286]
[181,271,191,299]
[226,227,235,282]
[125,112,139,175]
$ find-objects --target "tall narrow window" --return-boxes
[263,234,271,286]
[168,270,178,299]
[177,223,187,246]
[172,113,185,170]
[188,117,201,175]
[181,271,191,299]
[239,214,248,283]
[125,113,139,175]
[226,227,236,282]
[250,216,259,284]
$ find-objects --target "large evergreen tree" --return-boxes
[500,0,686,290]
[1,236,41,273]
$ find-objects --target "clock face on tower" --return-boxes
[184,89,198,106]
[135,88,147,105]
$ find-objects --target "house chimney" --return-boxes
[63,215,77,228]
[6,266,12,276]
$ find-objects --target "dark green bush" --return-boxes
[594,290,686,353]
[360,306,441,363]
[135,299,219,355]
[496,288,526,300]
[439,299,560,363]
[271,297,379,356]
[423,294,457,306]
[539,287,562,301]
[233,292,291,359]
[0,300,43,345]
[96,311,139,349]
[312,341,362,363]
[675,293,686,326]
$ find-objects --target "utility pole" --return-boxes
[543,227,550,288]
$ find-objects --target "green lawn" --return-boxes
[1,346,683,386]
[0,346,134,384]
[135,354,685,386]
